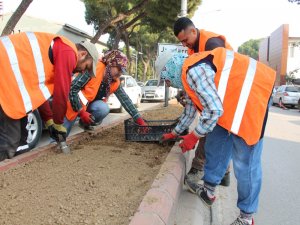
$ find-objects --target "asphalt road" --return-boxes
[36,102,161,148]
[256,106,300,225]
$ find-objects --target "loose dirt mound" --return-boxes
[0,103,183,225]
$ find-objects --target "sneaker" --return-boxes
[79,120,94,131]
[220,172,230,187]
[230,217,254,225]
[199,188,216,207]
[185,179,216,207]
[184,168,204,184]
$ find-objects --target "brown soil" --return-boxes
[0,103,183,225]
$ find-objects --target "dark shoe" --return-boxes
[185,179,216,207]
[185,177,202,194]
[199,188,216,207]
[79,120,94,131]
[184,168,203,185]
[230,217,254,225]
[220,172,230,186]
[0,151,8,162]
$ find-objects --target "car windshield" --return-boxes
[145,80,164,86]
[286,86,300,92]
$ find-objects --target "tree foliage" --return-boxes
[83,0,202,80]
[237,39,262,60]
[288,0,300,4]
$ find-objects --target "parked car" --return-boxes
[141,79,177,102]
[272,85,300,107]
[137,81,144,87]
[107,75,142,113]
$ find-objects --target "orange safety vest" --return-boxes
[182,48,276,145]
[66,62,120,121]
[0,32,77,119]
[188,29,233,55]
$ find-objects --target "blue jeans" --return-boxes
[203,124,263,214]
[64,100,110,136]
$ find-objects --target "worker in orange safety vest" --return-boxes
[160,49,275,225]
[64,50,147,136]
[172,17,233,187]
[0,32,98,161]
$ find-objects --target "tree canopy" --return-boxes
[237,39,262,60]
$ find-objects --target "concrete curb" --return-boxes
[129,142,186,225]
[0,115,130,172]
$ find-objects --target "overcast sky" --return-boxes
[3,0,300,50]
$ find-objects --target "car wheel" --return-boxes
[279,98,284,108]
[17,110,42,152]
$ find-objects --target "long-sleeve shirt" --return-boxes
[174,63,224,137]
[38,38,76,124]
[69,71,141,121]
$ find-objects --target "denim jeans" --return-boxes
[203,124,263,214]
[64,100,110,137]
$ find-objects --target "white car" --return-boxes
[141,79,177,102]
[107,75,142,113]
[272,85,300,107]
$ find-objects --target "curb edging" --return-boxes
[129,142,186,225]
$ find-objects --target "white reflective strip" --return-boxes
[231,58,257,134]
[78,91,88,105]
[217,50,234,103]
[0,36,32,112]
[26,32,51,100]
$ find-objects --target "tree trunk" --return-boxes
[122,32,133,75]
[142,60,150,82]
[1,0,33,36]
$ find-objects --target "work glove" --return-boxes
[78,110,95,125]
[46,119,67,143]
[135,117,150,134]
[159,132,178,144]
[179,132,199,153]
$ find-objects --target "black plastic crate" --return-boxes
[124,118,178,142]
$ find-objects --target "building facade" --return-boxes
[259,24,300,86]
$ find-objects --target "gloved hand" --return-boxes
[135,117,150,134]
[78,110,95,125]
[159,132,178,144]
[135,117,147,126]
[46,120,67,143]
[179,132,199,153]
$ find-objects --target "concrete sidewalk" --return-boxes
[175,152,239,225]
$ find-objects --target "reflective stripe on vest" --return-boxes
[0,36,33,112]
[231,57,256,134]
[78,91,88,105]
[217,50,234,103]
[26,32,51,101]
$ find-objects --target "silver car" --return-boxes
[272,85,300,107]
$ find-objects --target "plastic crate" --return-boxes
[124,118,179,142]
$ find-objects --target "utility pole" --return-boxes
[180,0,188,17]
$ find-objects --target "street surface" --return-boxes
[256,106,300,224]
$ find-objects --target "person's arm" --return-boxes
[114,85,141,120]
[173,95,198,135]
[187,63,224,137]
[52,38,77,124]
[69,71,91,112]
[205,37,225,51]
